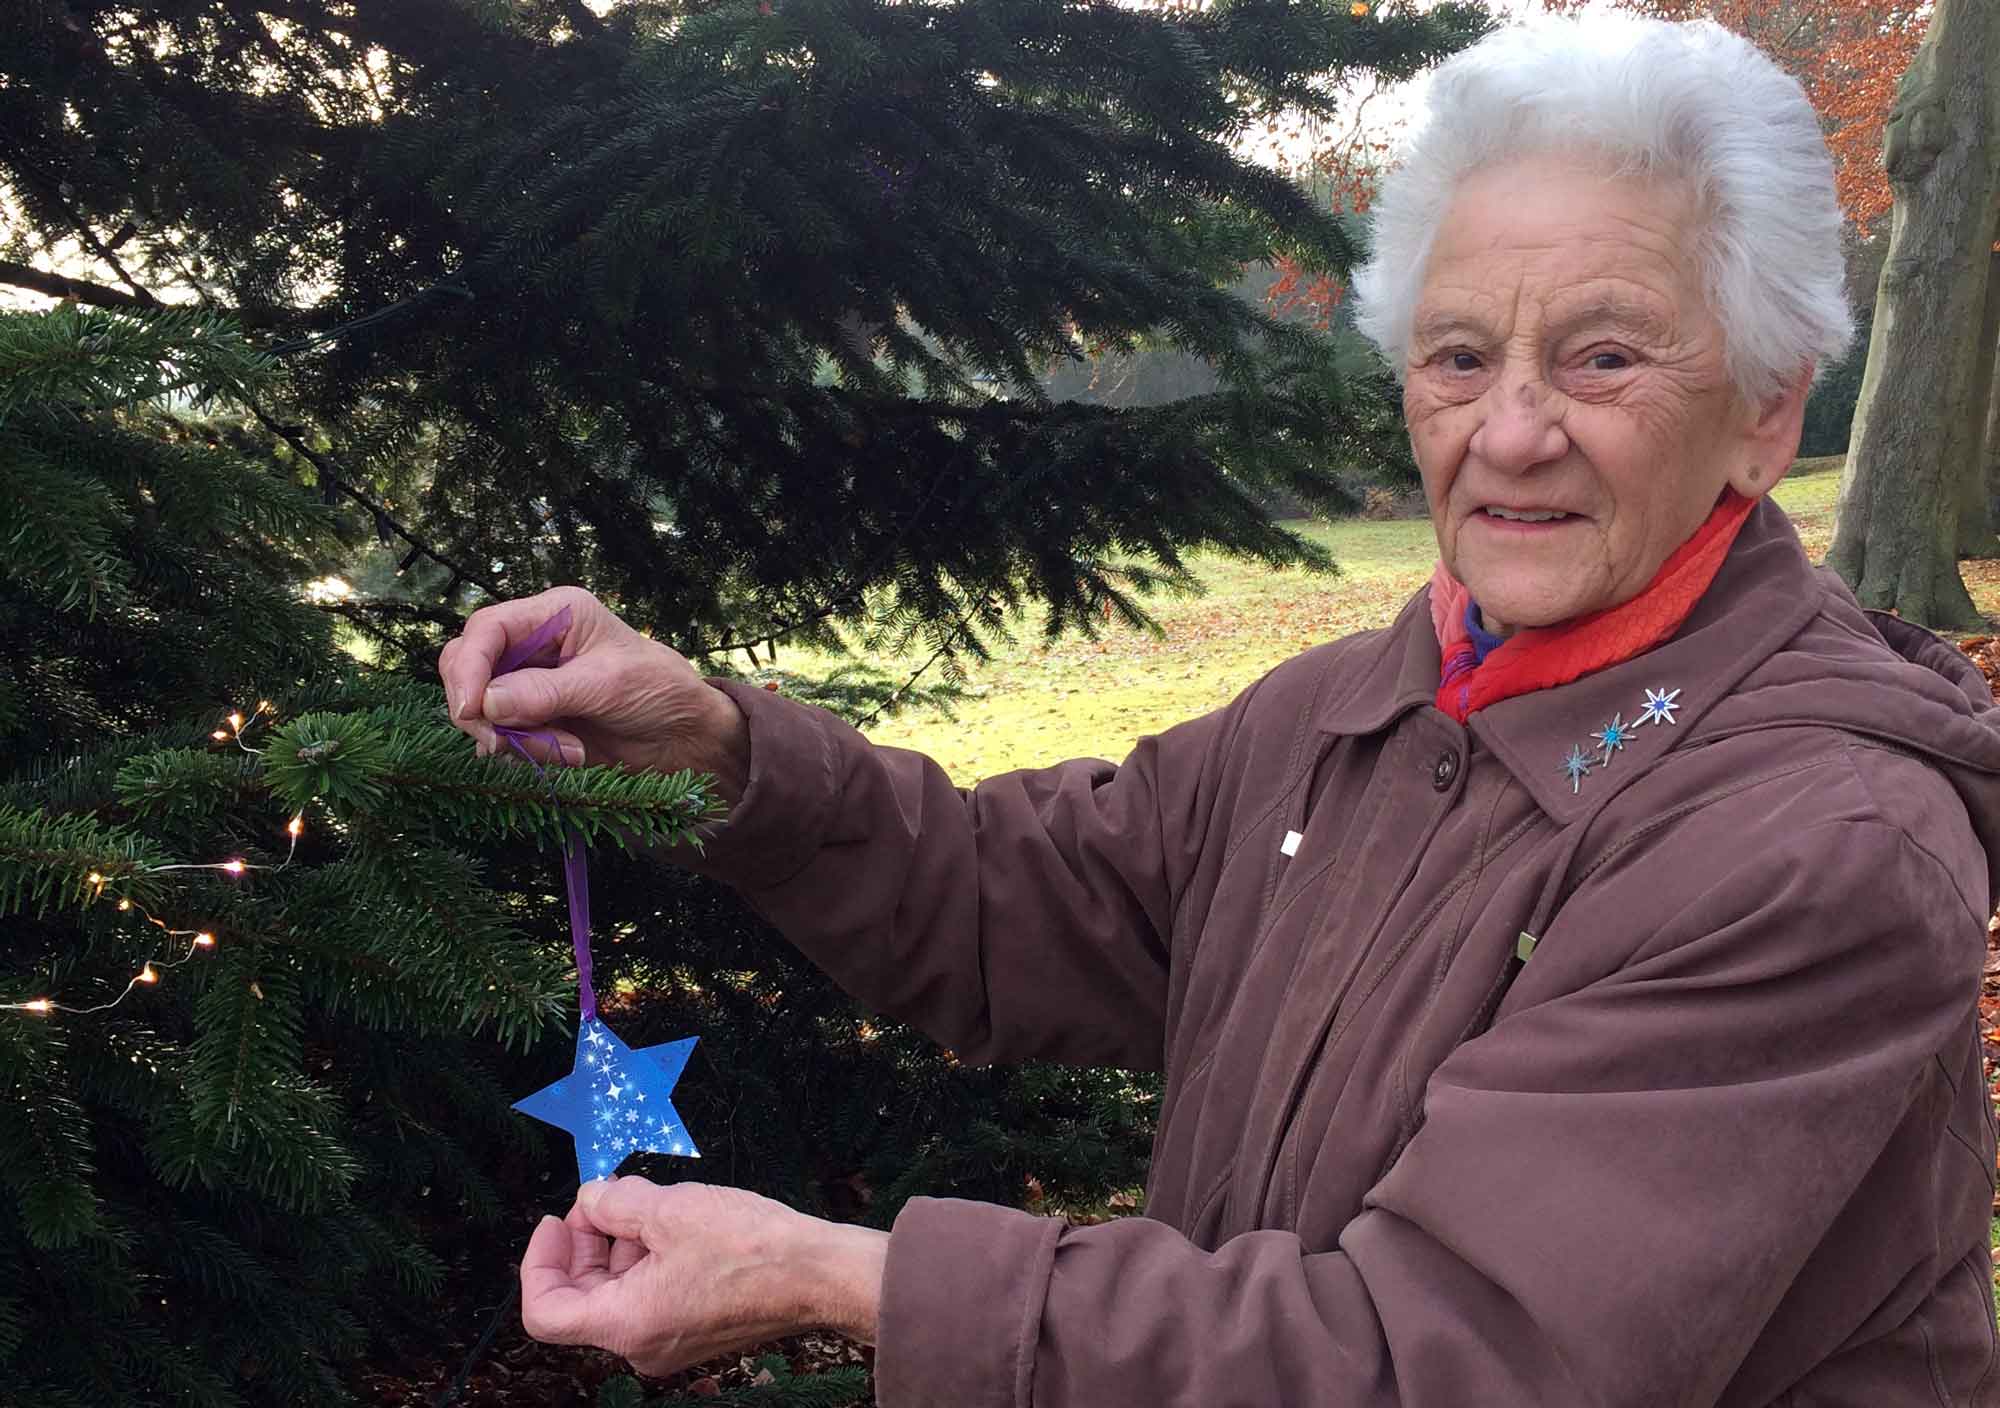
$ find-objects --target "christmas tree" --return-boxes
[0,305,722,1403]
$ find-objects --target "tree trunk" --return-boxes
[1985,272,2000,535]
[1958,247,2000,557]
[1827,0,2000,628]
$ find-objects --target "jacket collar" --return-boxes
[1314,497,1826,823]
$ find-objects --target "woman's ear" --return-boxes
[1725,364,1814,498]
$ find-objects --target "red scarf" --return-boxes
[1430,492,1755,723]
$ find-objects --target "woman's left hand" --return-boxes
[519,1177,887,1377]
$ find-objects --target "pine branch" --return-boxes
[853,588,992,729]
[238,395,503,600]
[0,807,172,919]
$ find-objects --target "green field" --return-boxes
[801,468,1899,784]
[312,469,1870,776]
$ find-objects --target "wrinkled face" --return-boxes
[1404,155,1775,635]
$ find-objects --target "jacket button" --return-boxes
[1432,751,1459,791]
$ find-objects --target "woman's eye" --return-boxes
[1447,351,1482,373]
[1587,350,1631,371]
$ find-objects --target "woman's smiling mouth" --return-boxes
[1480,506,1574,523]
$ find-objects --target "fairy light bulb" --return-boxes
[211,730,228,741]
[23,808,286,1021]
[228,712,244,730]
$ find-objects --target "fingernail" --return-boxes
[485,682,516,719]
[559,741,584,767]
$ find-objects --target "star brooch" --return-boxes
[1557,688,1684,796]
[1592,713,1632,767]
[1635,687,1682,728]
[1559,744,1593,794]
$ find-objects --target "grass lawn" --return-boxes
[818,464,1934,784]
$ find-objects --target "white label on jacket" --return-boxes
[1280,830,1303,858]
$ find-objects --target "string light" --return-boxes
[7,707,309,1018]
[144,857,258,876]
[210,700,271,756]
[4,923,224,1016]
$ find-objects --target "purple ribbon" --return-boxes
[490,606,597,1022]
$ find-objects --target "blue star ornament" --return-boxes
[514,1017,701,1184]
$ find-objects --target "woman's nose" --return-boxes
[1466,376,1569,474]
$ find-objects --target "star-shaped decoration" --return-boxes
[1636,686,1682,728]
[1592,713,1632,767]
[514,1017,700,1183]
[1560,744,1593,795]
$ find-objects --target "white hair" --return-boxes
[1351,15,1853,403]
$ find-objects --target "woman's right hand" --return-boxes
[437,586,749,803]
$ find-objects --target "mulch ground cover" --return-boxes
[362,1320,873,1407]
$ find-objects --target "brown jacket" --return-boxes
[685,499,2000,1406]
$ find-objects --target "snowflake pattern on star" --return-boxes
[514,1016,700,1183]
[1636,686,1682,728]
[1560,744,1593,794]
[1592,713,1632,767]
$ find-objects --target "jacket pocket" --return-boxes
[1923,1246,1999,1406]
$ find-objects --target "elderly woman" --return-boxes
[441,16,2000,1405]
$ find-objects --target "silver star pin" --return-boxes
[1592,713,1632,767]
[1636,687,1681,728]
[1560,745,1593,794]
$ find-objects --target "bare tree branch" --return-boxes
[0,259,155,312]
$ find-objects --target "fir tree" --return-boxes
[0,306,718,1404]
[2,0,1485,663]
